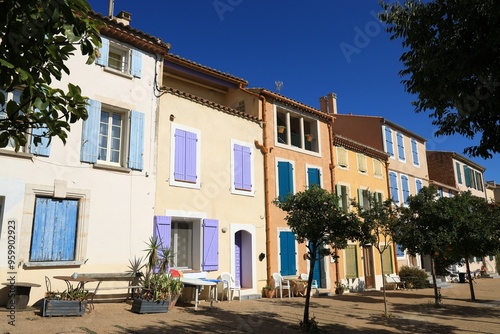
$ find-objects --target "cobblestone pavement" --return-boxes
[3,278,500,333]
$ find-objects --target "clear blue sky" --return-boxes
[88,0,499,182]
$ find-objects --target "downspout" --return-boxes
[251,92,272,284]
[328,116,341,286]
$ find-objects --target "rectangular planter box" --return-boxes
[131,298,169,314]
[42,299,87,317]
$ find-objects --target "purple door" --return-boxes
[235,231,242,284]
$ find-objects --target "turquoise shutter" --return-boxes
[396,132,405,160]
[202,219,219,271]
[96,37,109,67]
[411,139,419,165]
[401,175,410,204]
[307,168,320,188]
[384,127,394,157]
[456,162,462,184]
[154,216,171,250]
[279,231,296,276]
[278,161,293,200]
[128,110,144,170]
[389,172,399,203]
[81,99,101,163]
[130,49,142,78]
[464,166,471,187]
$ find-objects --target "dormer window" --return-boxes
[275,107,319,154]
[96,37,142,78]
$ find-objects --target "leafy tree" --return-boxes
[0,0,102,149]
[443,192,500,301]
[392,186,454,307]
[355,194,398,317]
[380,0,500,159]
[274,186,361,332]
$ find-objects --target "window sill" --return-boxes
[103,66,134,79]
[0,149,32,159]
[24,261,83,268]
[93,163,131,173]
[231,189,255,197]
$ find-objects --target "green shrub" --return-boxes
[398,265,429,289]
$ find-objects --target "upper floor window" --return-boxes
[81,99,145,170]
[389,171,399,204]
[307,166,321,188]
[456,162,463,184]
[0,90,26,152]
[277,160,295,201]
[410,138,419,166]
[275,108,319,153]
[475,171,484,191]
[373,159,383,177]
[336,184,350,213]
[231,140,254,196]
[357,188,371,211]
[170,123,201,189]
[396,132,405,161]
[357,153,367,173]
[415,179,423,194]
[383,126,394,158]
[337,147,348,168]
[401,174,410,204]
[97,37,142,78]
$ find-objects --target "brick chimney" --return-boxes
[319,93,337,115]
[115,10,132,26]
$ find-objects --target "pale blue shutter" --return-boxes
[234,144,243,189]
[185,131,197,182]
[396,244,405,257]
[278,161,293,200]
[174,129,186,180]
[307,168,320,188]
[411,139,419,165]
[401,175,410,204]
[397,132,405,160]
[128,110,144,170]
[416,179,423,193]
[130,49,142,78]
[80,99,101,163]
[96,37,109,67]
[202,219,219,271]
[464,166,472,187]
[384,127,394,157]
[241,146,252,190]
[456,162,462,184]
[30,123,51,156]
[389,172,399,203]
[153,216,171,250]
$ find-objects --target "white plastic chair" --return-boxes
[310,280,319,289]
[220,272,241,302]
[272,273,292,298]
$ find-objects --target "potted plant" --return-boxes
[334,281,347,295]
[262,286,275,298]
[277,125,286,134]
[131,236,183,314]
[42,286,91,317]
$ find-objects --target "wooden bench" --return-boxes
[77,273,143,302]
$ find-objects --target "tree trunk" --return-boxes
[303,254,315,331]
[380,251,388,317]
[430,256,440,307]
[465,259,476,301]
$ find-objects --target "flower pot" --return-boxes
[131,298,169,314]
[264,289,275,298]
[42,299,87,317]
[335,287,344,295]
[277,125,286,134]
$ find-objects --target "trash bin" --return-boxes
[459,273,466,283]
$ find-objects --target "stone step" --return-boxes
[239,294,261,301]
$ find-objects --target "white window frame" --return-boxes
[230,139,255,196]
[98,107,127,167]
[169,123,201,189]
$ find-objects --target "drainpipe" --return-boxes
[249,91,272,285]
[327,117,340,285]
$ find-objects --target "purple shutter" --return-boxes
[174,129,186,181]
[241,146,252,190]
[202,219,219,271]
[185,131,197,182]
[233,144,244,189]
[153,216,171,250]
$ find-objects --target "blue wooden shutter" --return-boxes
[202,219,219,271]
[174,129,186,180]
[130,49,142,78]
[396,132,405,160]
[464,166,471,187]
[278,161,293,200]
[279,231,296,276]
[416,179,423,193]
[30,198,78,262]
[81,99,101,163]
[411,139,419,165]
[30,123,51,156]
[384,127,394,157]
[153,216,171,250]
[389,172,399,203]
[396,244,405,257]
[401,175,410,204]
[456,162,462,184]
[307,168,320,188]
[128,110,144,170]
[96,37,109,67]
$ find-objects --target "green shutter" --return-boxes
[345,245,358,278]
[382,247,394,275]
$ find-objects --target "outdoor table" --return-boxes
[180,278,217,311]
[292,279,308,297]
[53,275,98,291]
[2,282,41,310]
